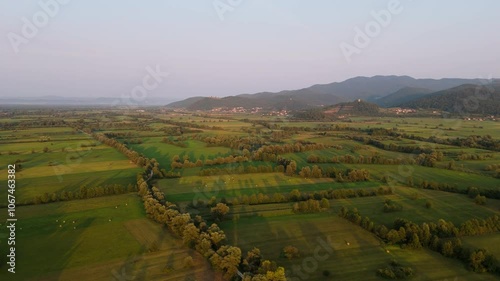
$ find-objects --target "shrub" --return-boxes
[183,256,194,268]
[283,246,300,260]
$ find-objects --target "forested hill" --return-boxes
[373,87,433,107]
[401,83,500,115]
[294,100,380,119]
[182,91,345,111]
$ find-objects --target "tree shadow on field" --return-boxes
[42,217,97,281]
[283,219,341,279]
[295,219,327,249]
[135,146,170,167]
[112,253,146,281]
[260,178,272,194]
[229,204,258,220]
[112,224,177,281]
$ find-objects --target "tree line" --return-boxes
[191,187,393,209]
[20,184,136,206]
[199,165,275,176]
[171,154,249,169]
[402,177,500,200]
[306,154,415,166]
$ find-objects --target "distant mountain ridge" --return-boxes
[166,75,489,110]
[306,76,487,100]
[0,96,177,106]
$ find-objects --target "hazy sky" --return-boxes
[1,0,500,100]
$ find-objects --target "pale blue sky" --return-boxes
[1,0,499,100]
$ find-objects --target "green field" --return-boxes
[0,144,142,203]
[157,173,380,203]
[330,186,500,226]
[462,234,500,258]
[0,194,218,281]
[129,138,232,168]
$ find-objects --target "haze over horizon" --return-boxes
[2,0,500,101]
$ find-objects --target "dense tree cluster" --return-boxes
[192,134,267,150]
[292,199,322,213]
[252,142,327,161]
[211,203,230,221]
[301,166,370,182]
[292,108,327,120]
[240,248,286,280]
[414,152,443,167]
